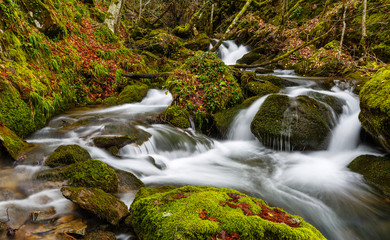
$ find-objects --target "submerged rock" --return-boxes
[83,230,117,240]
[45,144,91,167]
[62,187,129,226]
[128,186,326,240]
[251,94,334,150]
[359,67,390,152]
[348,154,390,194]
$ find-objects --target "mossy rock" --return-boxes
[184,33,211,51]
[45,145,91,167]
[213,96,260,137]
[309,92,346,116]
[117,83,149,104]
[135,30,184,57]
[62,187,128,226]
[256,75,283,87]
[246,81,280,97]
[0,125,29,160]
[63,159,118,193]
[359,67,390,151]
[127,186,326,240]
[237,51,263,65]
[250,94,333,151]
[102,96,118,105]
[116,169,145,193]
[93,136,137,149]
[348,155,390,194]
[172,24,192,38]
[160,106,190,129]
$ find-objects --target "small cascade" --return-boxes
[216,40,249,65]
[228,95,268,140]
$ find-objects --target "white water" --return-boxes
[216,40,249,65]
[1,44,390,240]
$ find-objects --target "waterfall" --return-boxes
[216,40,249,65]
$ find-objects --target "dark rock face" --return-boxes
[251,94,334,151]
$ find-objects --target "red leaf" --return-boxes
[199,209,207,219]
[208,216,219,222]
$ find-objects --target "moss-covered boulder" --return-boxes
[93,136,137,149]
[160,106,190,129]
[373,43,390,63]
[348,155,390,194]
[117,83,149,104]
[63,159,118,193]
[251,94,334,151]
[45,145,91,167]
[61,187,128,226]
[255,68,274,74]
[246,81,280,97]
[359,67,390,151]
[127,186,326,240]
[0,125,29,160]
[172,24,192,38]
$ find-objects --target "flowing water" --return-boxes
[1,43,390,240]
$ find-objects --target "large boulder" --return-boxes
[348,155,390,194]
[245,81,280,97]
[127,186,326,240]
[159,106,190,129]
[250,94,334,151]
[359,67,390,152]
[62,187,129,226]
[45,145,91,167]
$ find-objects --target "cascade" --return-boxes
[0,42,389,240]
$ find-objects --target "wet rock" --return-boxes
[255,68,274,74]
[29,215,87,238]
[83,230,117,240]
[29,207,56,223]
[116,169,145,193]
[117,83,149,104]
[62,187,129,226]
[348,154,390,194]
[309,92,346,116]
[359,67,390,152]
[45,145,91,167]
[128,186,326,239]
[93,136,138,149]
[0,125,29,160]
[251,94,334,151]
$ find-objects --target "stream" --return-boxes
[1,42,390,240]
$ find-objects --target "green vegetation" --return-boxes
[128,185,326,240]
[117,83,149,104]
[0,125,29,160]
[160,106,191,129]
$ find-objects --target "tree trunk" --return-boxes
[209,0,253,52]
[360,0,367,57]
[338,0,348,58]
[105,0,125,34]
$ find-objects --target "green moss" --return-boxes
[102,96,118,105]
[348,155,390,194]
[184,33,211,51]
[359,67,390,151]
[0,125,29,160]
[160,106,190,129]
[63,159,118,193]
[246,81,280,97]
[93,136,137,149]
[61,187,128,225]
[256,75,283,87]
[45,144,91,167]
[117,83,149,104]
[128,186,326,240]
[172,24,192,38]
